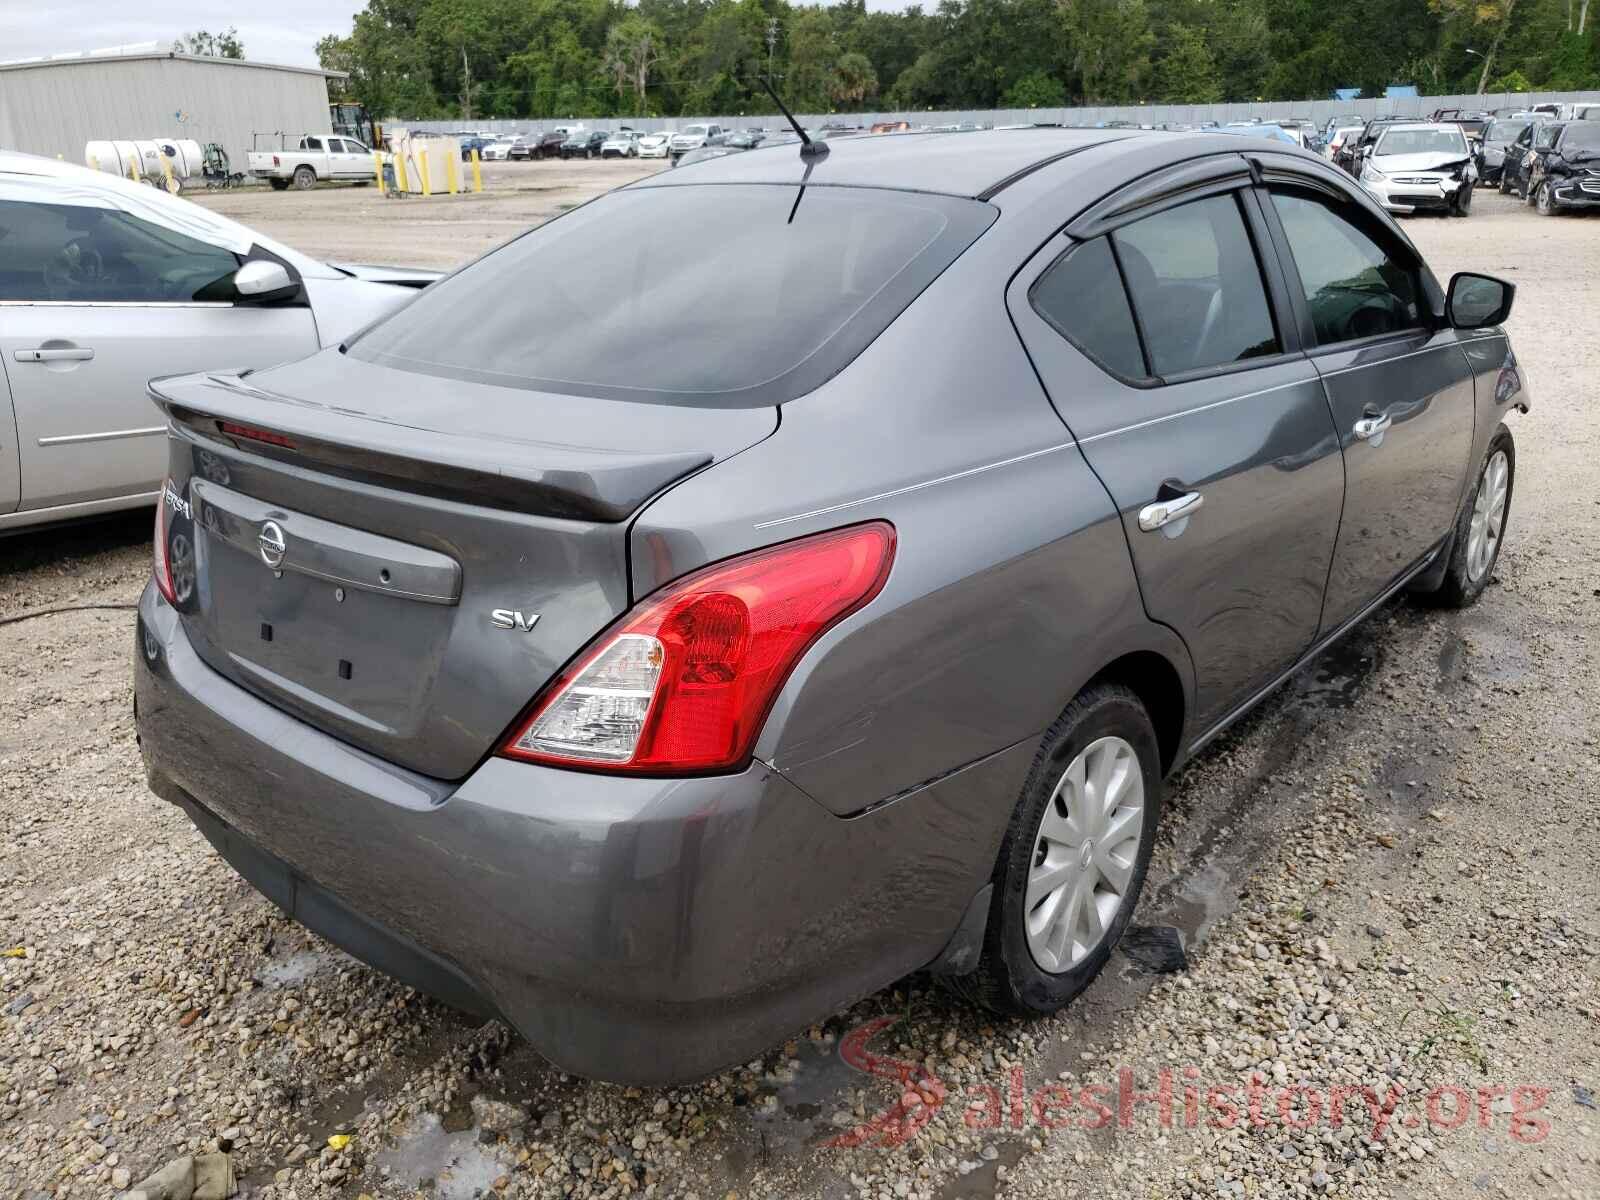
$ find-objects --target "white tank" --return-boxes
[83,138,204,185]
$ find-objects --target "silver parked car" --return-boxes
[136,129,1528,1085]
[0,152,436,533]
[1357,121,1478,215]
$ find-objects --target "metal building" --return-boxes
[0,49,345,174]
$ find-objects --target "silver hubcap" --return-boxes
[1467,449,1509,582]
[1025,736,1145,973]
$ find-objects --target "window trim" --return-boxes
[1255,180,1433,355]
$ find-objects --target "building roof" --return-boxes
[0,49,344,79]
[631,128,1140,199]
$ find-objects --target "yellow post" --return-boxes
[445,150,459,195]
[89,155,100,173]
[128,155,138,182]
[396,152,410,193]
[373,151,385,194]
[419,148,432,196]
[470,148,483,192]
[162,155,176,193]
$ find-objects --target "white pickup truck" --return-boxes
[246,134,376,190]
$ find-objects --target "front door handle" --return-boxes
[1138,490,1204,533]
[14,347,95,363]
[1352,412,1392,443]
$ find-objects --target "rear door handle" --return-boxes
[1138,490,1204,533]
[1352,413,1392,443]
[14,347,95,363]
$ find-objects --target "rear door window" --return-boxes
[348,184,995,407]
[1110,193,1281,377]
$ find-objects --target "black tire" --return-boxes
[269,178,289,191]
[292,165,316,190]
[1421,425,1515,609]
[1534,180,1558,216]
[941,684,1163,1017]
[1451,182,1473,216]
[1498,171,1512,195]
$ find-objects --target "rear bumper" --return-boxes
[134,584,1012,1084]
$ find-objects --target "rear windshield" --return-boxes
[348,183,994,407]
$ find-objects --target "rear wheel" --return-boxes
[1497,171,1512,195]
[943,684,1162,1016]
[292,165,316,190]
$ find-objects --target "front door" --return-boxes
[1010,185,1346,735]
[0,357,18,514]
[1261,186,1476,632]
[0,193,316,511]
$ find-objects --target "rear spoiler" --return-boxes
[148,370,708,523]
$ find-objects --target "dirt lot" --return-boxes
[2,179,1598,1200]
[189,160,665,268]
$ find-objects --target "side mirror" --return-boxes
[1447,272,1514,329]
[232,259,299,304]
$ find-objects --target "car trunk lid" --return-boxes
[149,349,776,780]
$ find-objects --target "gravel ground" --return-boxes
[1,186,1596,1200]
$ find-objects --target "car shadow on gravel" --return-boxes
[0,508,152,582]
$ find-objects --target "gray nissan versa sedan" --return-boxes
[133,128,1529,1085]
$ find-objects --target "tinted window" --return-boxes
[0,199,240,303]
[1029,237,1145,380]
[1270,192,1420,346]
[1110,194,1280,376]
[348,184,995,407]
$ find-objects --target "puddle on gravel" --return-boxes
[374,1112,512,1200]
[258,947,339,987]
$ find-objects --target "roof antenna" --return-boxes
[754,74,828,159]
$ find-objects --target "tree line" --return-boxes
[309,0,1600,120]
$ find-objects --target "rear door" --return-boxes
[1257,174,1475,632]
[0,187,316,511]
[0,356,17,515]
[1010,166,1345,735]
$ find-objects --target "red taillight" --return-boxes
[218,420,296,449]
[153,478,177,604]
[499,522,896,774]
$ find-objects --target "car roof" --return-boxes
[630,128,1148,198]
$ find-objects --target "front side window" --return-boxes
[1535,124,1561,149]
[0,199,240,303]
[1110,193,1280,377]
[1487,120,1530,143]
[1269,191,1420,346]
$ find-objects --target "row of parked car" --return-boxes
[445,124,739,163]
[1317,102,1600,217]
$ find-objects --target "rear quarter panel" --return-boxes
[630,216,1192,816]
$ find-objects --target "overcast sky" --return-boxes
[3,2,365,68]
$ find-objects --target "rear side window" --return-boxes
[1029,238,1145,380]
[1111,193,1281,376]
[348,184,994,407]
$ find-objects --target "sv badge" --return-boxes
[490,609,540,632]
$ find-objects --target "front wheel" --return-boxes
[942,684,1162,1016]
[1422,426,1515,609]
[1450,182,1473,216]
[1535,180,1558,216]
